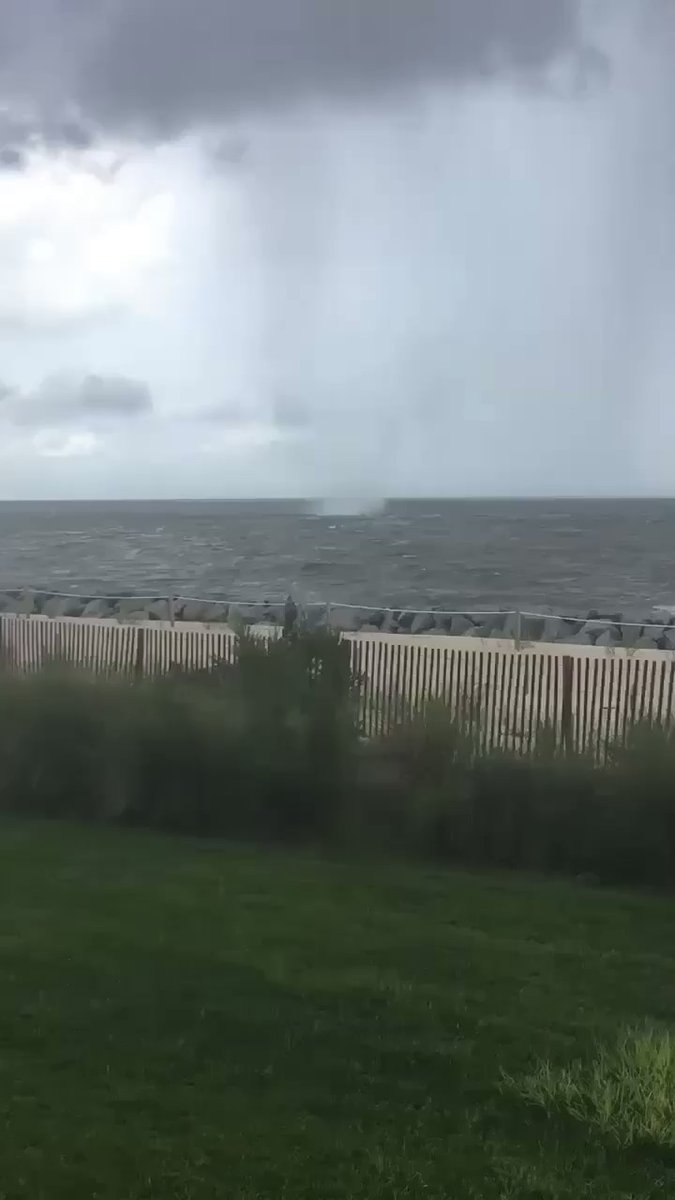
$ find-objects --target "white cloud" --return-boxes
[33,430,101,458]
[0,146,175,329]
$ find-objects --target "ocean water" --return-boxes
[0,498,673,618]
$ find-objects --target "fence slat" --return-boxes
[3,615,675,752]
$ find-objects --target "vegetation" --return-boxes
[504,1024,675,1149]
[0,820,673,1199]
[2,631,675,887]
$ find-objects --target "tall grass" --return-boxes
[504,1025,675,1148]
[1,635,675,885]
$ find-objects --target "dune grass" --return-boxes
[504,1024,675,1148]
[0,821,673,1198]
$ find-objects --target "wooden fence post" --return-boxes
[134,625,146,680]
[561,655,574,753]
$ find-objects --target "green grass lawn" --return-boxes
[0,823,673,1199]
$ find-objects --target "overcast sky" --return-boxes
[0,0,672,499]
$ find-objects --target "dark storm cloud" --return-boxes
[0,1,587,141]
[0,373,153,426]
[81,0,587,133]
[0,106,95,170]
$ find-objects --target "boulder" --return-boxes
[396,611,415,632]
[578,621,621,644]
[364,609,386,630]
[179,601,209,622]
[115,597,149,619]
[542,615,579,643]
[641,623,668,643]
[381,611,401,633]
[82,599,115,619]
[568,631,595,646]
[468,624,492,639]
[11,591,36,615]
[662,629,675,651]
[472,612,507,637]
[0,592,22,613]
[201,604,231,624]
[442,614,475,636]
[43,595,85,618]
[145,600,170,621]
[411,612,436,634]
[327,607,363,633]
[585,609,623,624]
[634,636,661,650]
[123,610,151,623]
[596,629,623,648]
[503,612,546,642]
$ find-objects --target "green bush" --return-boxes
[0,631,359,844]
[2,644,675,887]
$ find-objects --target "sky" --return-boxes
[0,0,672,499]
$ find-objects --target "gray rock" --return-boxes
[0,592,23,614]
[381,611,401,633]
[360,624,381,634]
[397,611,415,631]
[123,610,151,623]
[201,604,231,624]
[468,624,493,639]
[327,607,363,633]
[365,609,386,630]
[178,601,209,622]
[568,631,595,646]
[411,612,436,634]
[43,595,84,618]
[145,600,170,621]
[442,614,475,636]
[596,629,622,647]
[638,628,662,648]
[13,591,36,615]
[228,603,266,625]
[578,620,621,644]
[473,612,507,637]
[82,599,115,619]
[115,597,149,619]
[503,613,546,641]
[542,615,579,643]
[586,609,622,624]
[634,636,660,650]
[663,629,675,651]
[619,627,643,649]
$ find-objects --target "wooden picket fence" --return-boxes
[2,614,675,756]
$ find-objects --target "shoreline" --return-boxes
[1,589,675,651]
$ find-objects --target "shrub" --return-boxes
[3,647,675,888]
[0,630,360,844]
